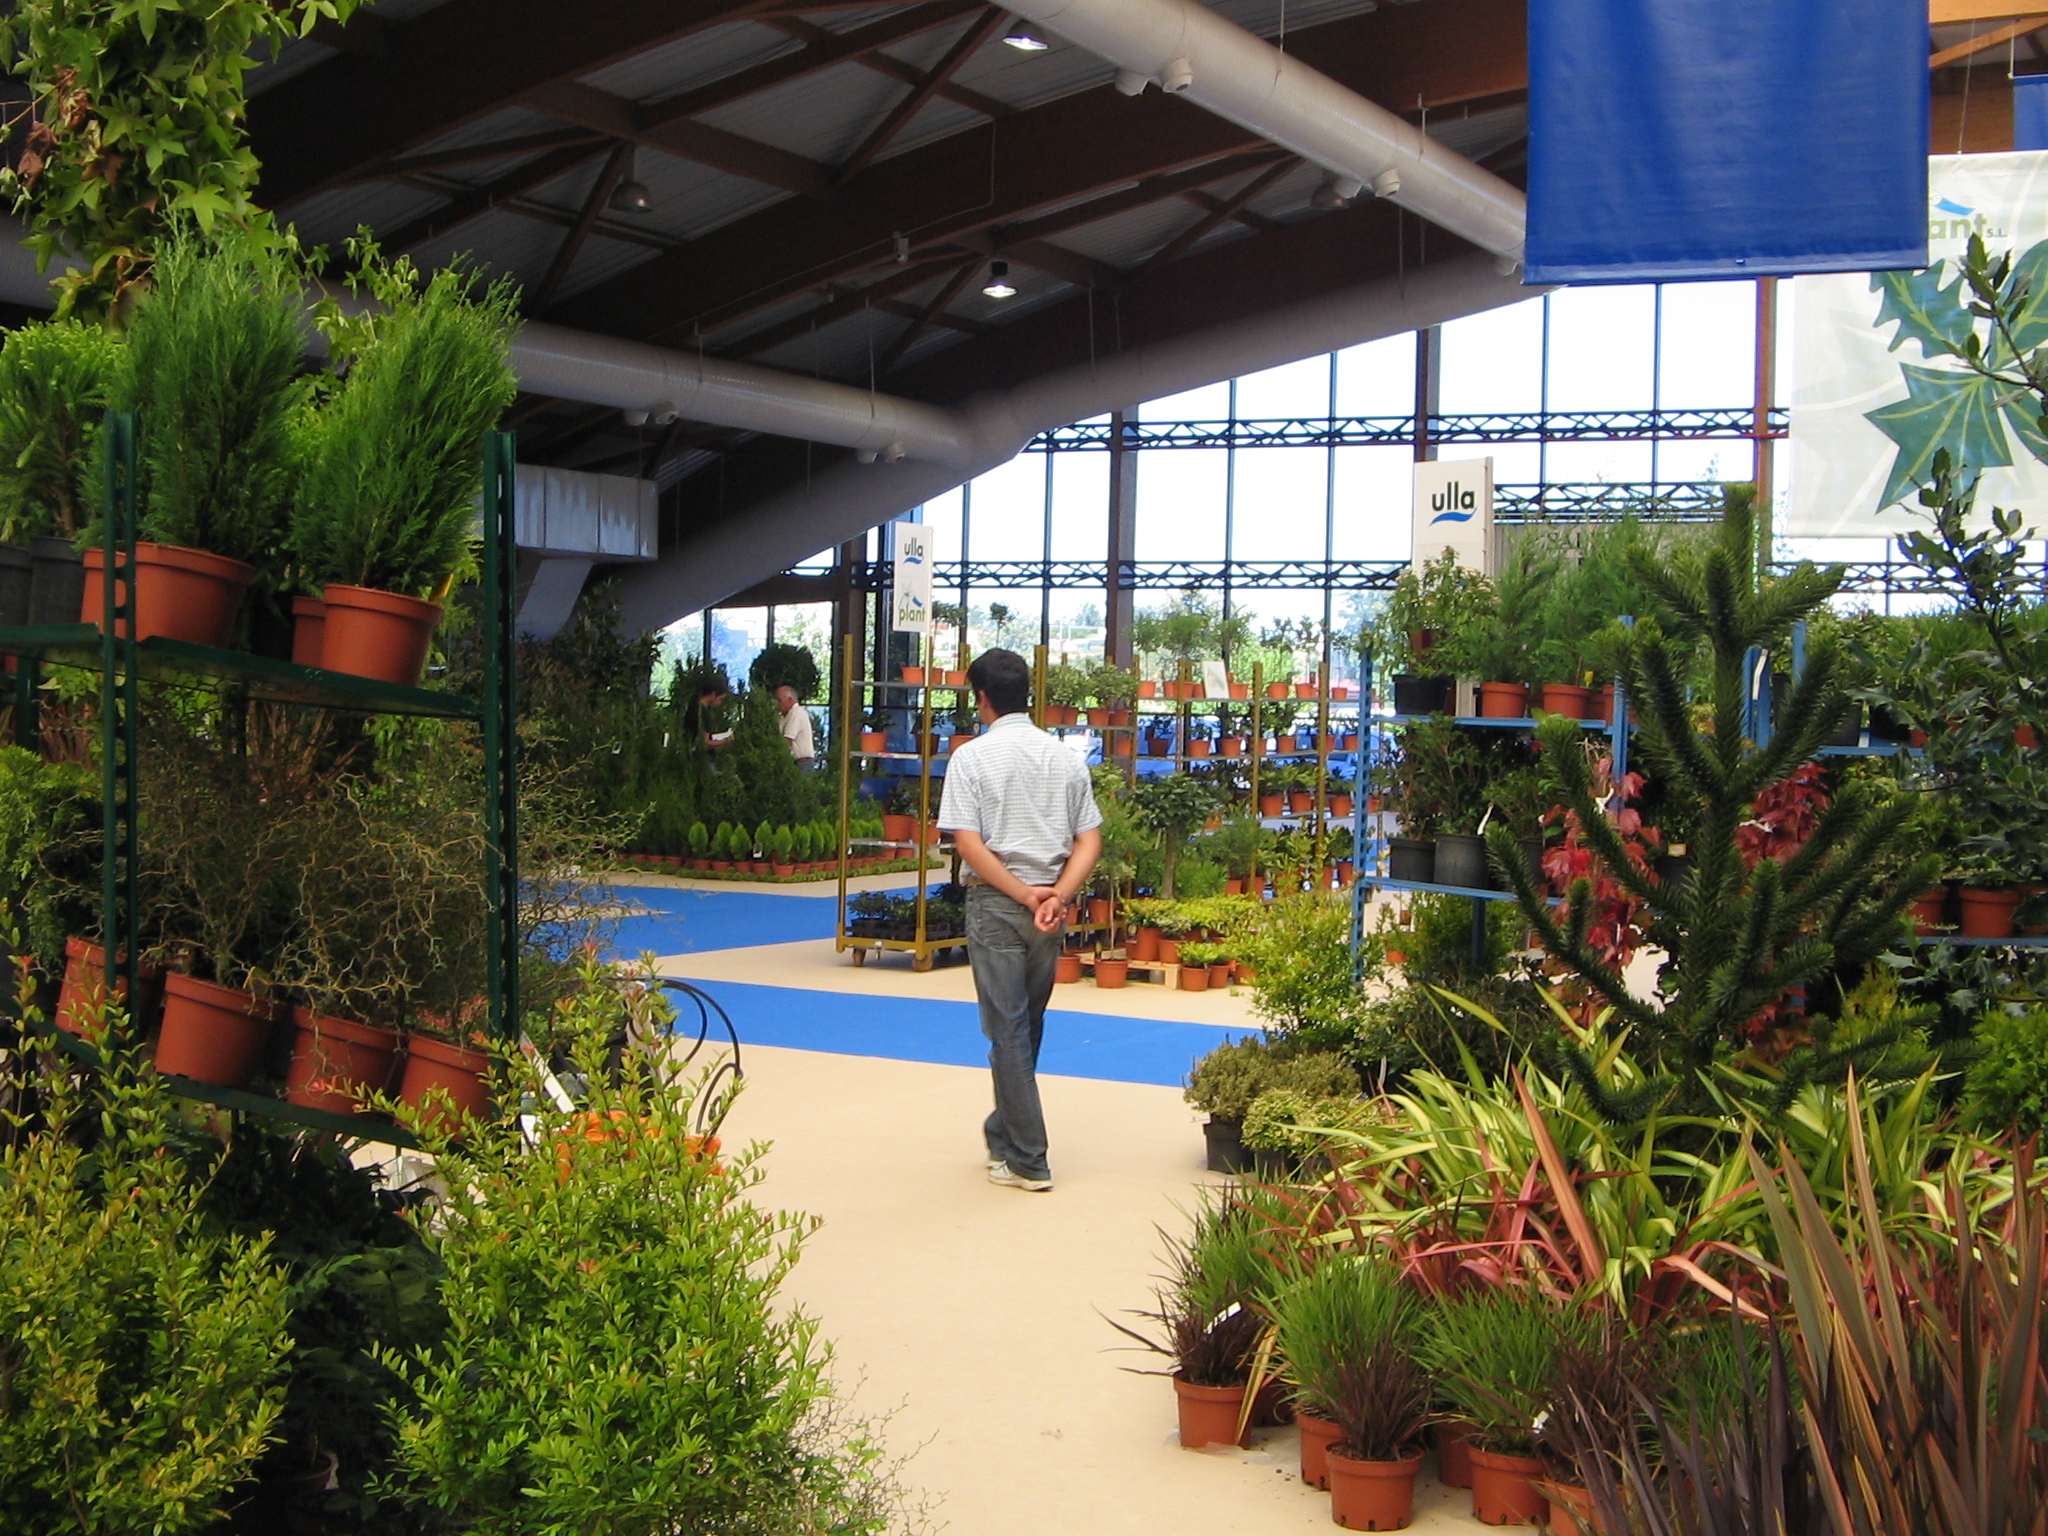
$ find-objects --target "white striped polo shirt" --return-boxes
[936,712,1102,886]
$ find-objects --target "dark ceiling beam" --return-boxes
[529,404,626,459]
[642,0,986,125]
[996,149,1291,244]
[876,259,980,374]
[307,10,389,56]
[763,14,1013,116]
[505,393,564,427]
[251,0,786,206]
[379,140,614,253]
[519,78,835,200]
[1127,157,1296,281]
[532,142,635,312]
[873,296,991,336]
[837,8,1009,183]
[1180,186,1283,234]
[948,228,1124,290]
[346,128,607,185]
[391,173,677,251]
[720,256,969,358]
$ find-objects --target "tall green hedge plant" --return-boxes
[0,321,120,541]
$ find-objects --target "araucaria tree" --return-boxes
[1489,489,1938,1117]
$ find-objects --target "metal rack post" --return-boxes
[481,430,520,1044]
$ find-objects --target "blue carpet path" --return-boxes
[601,882,1250,1088]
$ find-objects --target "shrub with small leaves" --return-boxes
[1963,1005,2048,1137]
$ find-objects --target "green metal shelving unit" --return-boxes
[0,417,522,1146]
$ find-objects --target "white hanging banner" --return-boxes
[1412,458,1493,574]
[1788,151,2048,538]
[890,522,931,635]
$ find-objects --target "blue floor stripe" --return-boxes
[605,884,940,957]
[664,978,1250,1088]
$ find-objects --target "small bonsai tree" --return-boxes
[1491,488,1940,1119]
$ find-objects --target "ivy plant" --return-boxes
[0,0,361,319]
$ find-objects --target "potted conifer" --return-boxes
[0,319,119,626]
[293,251,517,685]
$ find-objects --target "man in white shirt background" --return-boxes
[937,648,1102,1192]
[774,685,816,768]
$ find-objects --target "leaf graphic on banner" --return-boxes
[2000,391,2048,467]
[1871,265,1973,357]
[1865,364,2012,508]
[1998,236,2048,353]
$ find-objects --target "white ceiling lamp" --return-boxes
[1002,22,1049,49]
[981,260,1017,298]
[1310,173,1363,210]
[609,148,653,213]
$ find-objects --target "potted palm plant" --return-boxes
[293,252,518,685]
[1269,1256,1432,1529]
[94,231,308,647]
[0,318,120,626]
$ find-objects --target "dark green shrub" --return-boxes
[748,641,821,701]
[1963,1006,2048,1136]
[1184,1034,1356,1122]
[0,319,120,540]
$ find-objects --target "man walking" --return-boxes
[937,648,1101,1192]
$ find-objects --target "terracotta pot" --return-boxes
[881,813,916,843]
[1333,685,1354,700]
[860,730,888,753]
[290,595,327,667]
[82,541,252,646]
[1180,963,1209,992]
[319,584,443,686]
[1113,736,1135,755]
[1087,897,1112,924]
[1479,681,1530,720]
[1436,1421,1476,1489]
[901,666,926,683]
[1230,682,1250,700]
[155,973,279,1088]
[1539,683,1593,720]
[1266,681,1289,700]
[1207,961,1231,987]
[946,669,967,686]
[397,1032,490,1133]
[1297,1410,1344,1489]
[1959,886,2023,938]
[1132,926,1162,961]
[773,863,796,878]
[55,937,162,1036]
[1330,794,1354,819]
[1470,1445,1550,1526]
[1342,732,1359,750]
[1086,707,1112,727]
[1225,877,1246,895]
[1094,957,1129,988]
[1543,1481,1601,1536]
[1911,885,1951,935]
[1295,681,1318,698]
[2018,724,2040,749]
[1173,1374,1248,1449]
[285,1008,400,1115]
[1259,793,1284,817]
[1289,790,1314,814]
[1110,708,1133,727]
[1138,679,1158,698]
[1054,953,1082,984]
[1594,685,1616,723]
[1154,940,1179,966]
[1328,1445,1424,1531]
[1220,735,1245,757]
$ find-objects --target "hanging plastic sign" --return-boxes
[1788,152,2048,537]
[890,522,931,634]
[1412,459,1492,575]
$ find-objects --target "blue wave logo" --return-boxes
[1936,198,1975,217]
[1430,509,1475,524]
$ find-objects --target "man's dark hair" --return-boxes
[967,648,1032,716]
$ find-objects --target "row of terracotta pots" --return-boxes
[897,667,969,686]
[78,540,440,687]
[1911,881,2048,939]
[1259,791,1356,818]
[56,939,487,1132]
[1477,681,1611,723]
[623,853,895,876]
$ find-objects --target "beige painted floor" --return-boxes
[720,1044,1495,1535]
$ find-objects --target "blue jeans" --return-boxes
[966,885,1062,1180]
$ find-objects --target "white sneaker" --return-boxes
[988,1162,1054,1192]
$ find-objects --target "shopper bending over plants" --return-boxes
[937,648,1102,1193]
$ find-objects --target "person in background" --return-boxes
[681,676,731,749]
[936,648,1101,1192]
[775,684,816,768]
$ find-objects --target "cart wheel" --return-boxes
[852,948,867,966]
[912,953,934,973]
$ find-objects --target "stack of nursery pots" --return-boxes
[0,230,518,687]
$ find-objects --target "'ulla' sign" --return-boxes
[1411,458,1493,576]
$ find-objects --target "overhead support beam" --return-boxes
[519,78,836,200]
[837,8,1010,182]
[1929,14,2048,64]
[379,140,613,253]
[949,228,1125,290]
[763,15,1015,118]
[252,0,791,205]
[876,260,980,374]
[872,296,991,336]
[532,142,635,312]
[1179,186,1282,233]
[1128,157,1295,280]
[722,257,970,359]
[645,0,987,125]
[345,129,607,185]
[1933,0,2048,20]
[390,172,677,251]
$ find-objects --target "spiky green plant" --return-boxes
[0,319,121,541]
[1267,1255,1429,1459]
[296,252,517,597]
[1423,1288,1592,1457]
[1490,488,1940,1120]
[114,228,309,567]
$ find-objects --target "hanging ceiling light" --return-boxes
[1001,22,1049,49]
[609,148,653,214]
[981,260,1017,299]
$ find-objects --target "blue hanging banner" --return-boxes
[2016,75,2048,152]
[1526,0,1929,284]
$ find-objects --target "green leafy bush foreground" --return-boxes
[0,968,907,1536]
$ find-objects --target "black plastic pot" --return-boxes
[0,544,31,628]
[1770,672,1860,747]
[1203,1116,1251,1174]
[1518,837,1546,888]
[1250,1145,1303,1182]
[27,536,84,626]
[1392,674,1453,715]
[1654,854,1693,895]
[1869,703,1914,744]
[1388,837,1435,883]
[1433,833,1490,890]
